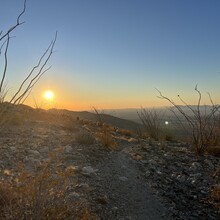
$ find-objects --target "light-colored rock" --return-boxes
[28,150,40,157]
[64,145,72,153]
[189,162,201,172]
[39,146,50,153]
[81,166,98,176]
[119,176,128,181]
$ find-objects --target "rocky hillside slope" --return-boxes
[0,106,219,219]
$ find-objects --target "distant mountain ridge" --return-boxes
[0,102,141,131]
[103,105,220,122]
[48,108,141,131]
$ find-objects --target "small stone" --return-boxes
[10,146,16,151]
[112,207,118,211]
[145,170,151,177]
[119,176,128,181]
[67,192,81,201]
[79,183,90,189]
[28,150,40,157]
[176,174,186,183]
[32,159,41,168]
[204,159,214,169]
[3,169,12,176]
[81,166,98,176]
[39,146,49,153]
[64,145,72,153]
[156,171,163,175]
[189,162,201,172]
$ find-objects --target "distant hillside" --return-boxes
[0,103,141,131]
[103,105,220,122]
[48,108,141,131]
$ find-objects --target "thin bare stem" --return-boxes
[156,87,220,155]
[0,34,10,93]
[0,0,26,42]
[11,32,57,104]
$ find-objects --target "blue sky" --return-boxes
[1,0,220,109]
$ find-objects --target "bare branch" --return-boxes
[0,0,26,42]
[19,66,52,104]
[0,34,10,93]
[11,32,57,104]
[156,87,220,155]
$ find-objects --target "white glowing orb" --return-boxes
[165,121,169,125]
[44,90,54,100]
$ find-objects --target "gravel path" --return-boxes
[83,146,170,220]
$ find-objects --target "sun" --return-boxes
[44,90,54,100]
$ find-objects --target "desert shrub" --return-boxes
[157,86,220,155]
[118,128,134,137]
[0,104,24,130]
[96,125,117,149]
[60,114,79,132]
[206,146,220,157]
[164,133,175,142]
[92,106,104,126]
[137,108,166,141]
[75,130,96,145]
[0,162,90,220]
[209,185,220,210]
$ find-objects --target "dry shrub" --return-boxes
[157,86,220,155]
[75,130,96,145]
[137,108,166,141]
[97,125,117,150]
[209,185,220,210]
[61,115,79,132]
[206,146,220,157]
[0,104,23,130]
[0,159,90,220]
[118,128,134,137]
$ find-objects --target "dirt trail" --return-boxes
[82,145,170,220]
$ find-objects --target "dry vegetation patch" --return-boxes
[96,125,117,150]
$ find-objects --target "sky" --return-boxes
[1,0,220,110]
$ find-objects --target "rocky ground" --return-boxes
[0,110,219,219]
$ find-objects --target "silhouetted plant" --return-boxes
[156,85,220,155]
[0,0,57,105]
[137,108,166,141]
[92,106,104,126]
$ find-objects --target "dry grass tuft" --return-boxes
[0,105,23,129]
[209,185,220,210]
[96,125,117,150]
[206,146,220,157]
[0,154,92,219]
[75,130,96,145]
[118,128,134,137]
